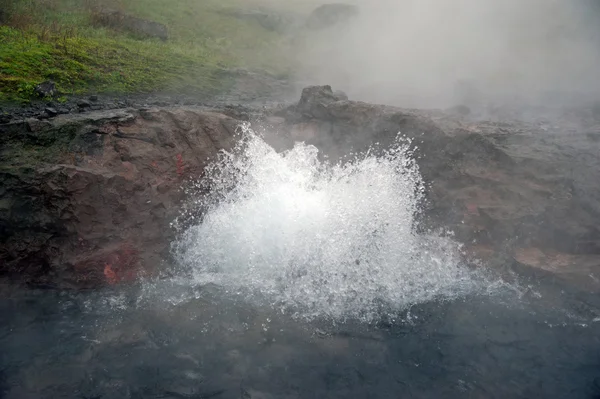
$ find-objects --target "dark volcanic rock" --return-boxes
[267,85,600,291]
[34,81,57,98]
[296,85,348,119]
[0,110,12,124]
[0,108,239,288]
[44,107,58,117]
[3,86,600,292]
[77,100,92,109]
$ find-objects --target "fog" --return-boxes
[291,0,600,109]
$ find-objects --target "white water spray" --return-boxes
[173,124,482,322]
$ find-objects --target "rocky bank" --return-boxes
[2,85,600,291]
[0,107,242,287]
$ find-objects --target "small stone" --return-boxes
[89,95,99,102]
[34,80,57,98]
[77,100,92,108]
[26,118,52,132]
[44,107,58,117]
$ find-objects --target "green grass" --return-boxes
[0,0,296,104]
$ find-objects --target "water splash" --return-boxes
[173,124,482,322]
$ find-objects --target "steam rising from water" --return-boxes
[174,124,482,322]
[293,0,600,109]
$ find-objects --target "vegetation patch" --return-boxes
[0,0,295,104]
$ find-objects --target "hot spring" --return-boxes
[1,124,599,398]
[171,124,490,322]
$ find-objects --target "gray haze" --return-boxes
[292,0,600,109]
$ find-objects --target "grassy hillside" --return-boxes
[0,0,299,104]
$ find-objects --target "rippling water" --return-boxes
[1,125,600,398]
[1,283,599,398]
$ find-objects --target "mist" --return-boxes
[291,0,600,109]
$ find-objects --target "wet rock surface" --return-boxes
[266,85,600,292]
[2,84,600,291]
[0,69,294,123]
[2,86,600,399]
[0,107,240,287]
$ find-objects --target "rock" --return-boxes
[0,108,238,288]
[89,95,98,102]
[0,113,12,124]
[33,81,57,98]
[333,89,348,101]
[44,107,58,117]
[25,118,52,133]
[274,85,600,291]
[296,85,346,119]
[306,3,360,30]
[92,9,168,41]
[77,100,92,109]
[4,88,600,293]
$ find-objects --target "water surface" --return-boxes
[2,126,600,398]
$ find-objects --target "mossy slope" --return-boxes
[0,0,294,104]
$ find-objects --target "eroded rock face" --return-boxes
[268,85,600,291]
[3,86,600,291]
[0,108,239,287]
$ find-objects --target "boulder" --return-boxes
[77,99,92,109]
[34,81,57,98]
[306,3,360,30]
[296,85,348,119]
[44,107,58,117]
[0,108,239,288]
[92,9,168,41]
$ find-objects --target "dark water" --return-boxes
[1,279,600,399]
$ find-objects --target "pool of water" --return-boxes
[1,279,600,399]
[3,126,600,398]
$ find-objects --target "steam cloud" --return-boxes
[292,0,600,109]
